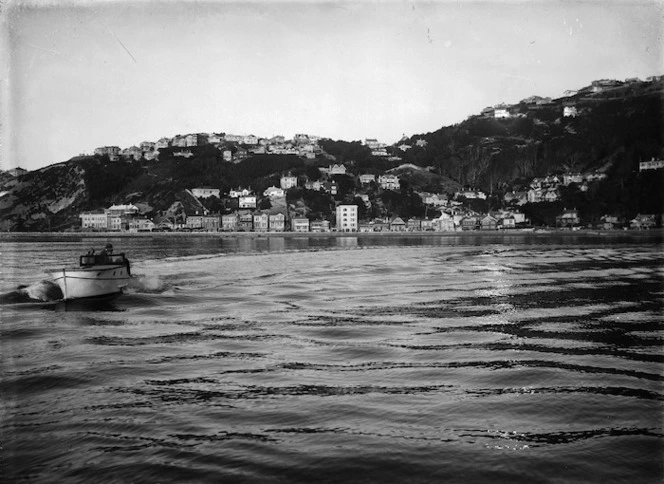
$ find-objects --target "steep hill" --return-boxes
[398,78,664,191]
[1,77,662,231]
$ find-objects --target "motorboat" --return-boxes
[52,247,132,301]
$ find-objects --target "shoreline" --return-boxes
[1,228,662,240]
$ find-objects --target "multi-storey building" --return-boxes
[336,204,358,232]
[80,211,109,230]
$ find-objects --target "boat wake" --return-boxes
[125,274,167,294]
[0,280,63,304]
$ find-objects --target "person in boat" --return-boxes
[98,243,114,264]
[98,244,131,275]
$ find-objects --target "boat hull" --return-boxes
[52,265,131,300]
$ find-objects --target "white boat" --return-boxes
[52,249,132,301]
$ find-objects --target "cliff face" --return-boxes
[0,162,89,231]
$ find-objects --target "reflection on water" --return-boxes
[1,233,663,483]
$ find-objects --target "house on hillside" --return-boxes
[378,174,400,190]
[504,191,528,205]
[229,188,253,198]
[329,164,347,176]
[359,174,376,184]
[456,189,487,200]
[185,134,206,147]
[156,138,171,149]
[563,106,578,117]
[264,186,285,198]
[280,175,298,190]
[239,195,257,209]
[191,187,220,199]
[563,173,584,186]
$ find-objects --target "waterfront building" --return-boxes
[336,205,358,232]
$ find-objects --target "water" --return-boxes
[1,232,663,483]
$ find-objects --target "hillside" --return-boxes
[1,76,662,231]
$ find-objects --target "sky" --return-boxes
[1,0,663,171]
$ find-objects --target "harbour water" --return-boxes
[1,232,663,483]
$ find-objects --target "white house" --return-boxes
[359,174,376,184]
[329,164,347,176]
[378,174,400,190]
[280,175,298,190]
[639,158,664,171]
[264,186,285,198]
[563,106,578,117]
[80,212,109,230]
[229,188,253,198]
[239,195,257,209]
[191,188,220,198]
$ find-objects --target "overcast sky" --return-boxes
[2,0,663,171]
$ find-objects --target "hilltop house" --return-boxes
[639,158,664,171]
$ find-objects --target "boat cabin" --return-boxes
[80,253,129,267]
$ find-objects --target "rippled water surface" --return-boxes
[2,233,663,483]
